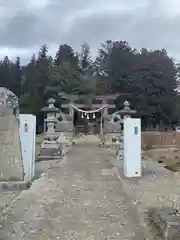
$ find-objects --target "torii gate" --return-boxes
[58,92,131,134]
[69,103,108,135]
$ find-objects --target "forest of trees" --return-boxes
[0,40,180,131]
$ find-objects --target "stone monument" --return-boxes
[0,88,24,181]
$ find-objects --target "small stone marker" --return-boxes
[124,118,141,177]
[19,114,36,181]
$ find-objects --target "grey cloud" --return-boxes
[63,12,133,48]
[0,10,58,47]
[0,0,179,60]
[64,7,180,58]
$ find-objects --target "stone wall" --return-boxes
[0,115,24,181]
[103,131,180,150]
[142,131,180,149]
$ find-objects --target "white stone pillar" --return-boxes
[124,118,141,177]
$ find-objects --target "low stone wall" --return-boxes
[102,131,180,150]
[142,131,180,150]
[0,115,24,181]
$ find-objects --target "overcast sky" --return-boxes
[0,0,179,63]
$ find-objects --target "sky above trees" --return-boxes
[0,0,180,63]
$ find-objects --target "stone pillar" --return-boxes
[102,99,108,117]
[117,122,124,160]
[69,103,74,119]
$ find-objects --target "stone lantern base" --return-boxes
[36,139,62,161]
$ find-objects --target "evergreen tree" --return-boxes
[0,40,178,128]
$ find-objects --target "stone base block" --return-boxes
[148,207,180,240]
[36,147,62,161]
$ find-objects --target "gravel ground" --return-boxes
[35,159,59,178]
[106,147,180,209]
[0,144,172,239]
[118,160,180,210]
[0,146,149,240]
[0,190,21,213]
[0,159,56,216]
[106,148,180,239]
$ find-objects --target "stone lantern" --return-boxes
[41,98,59,140]
[37,98,62,160]
[119,101,136,119]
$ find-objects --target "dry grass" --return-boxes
[145,148,180,172]
[35,131,180,170]
[142,131,180,149]
[142,131,180,171]
[36,134,44,155]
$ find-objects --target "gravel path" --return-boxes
[116,158,180,211]
[0,145,148,240]
[0,190,21,212]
